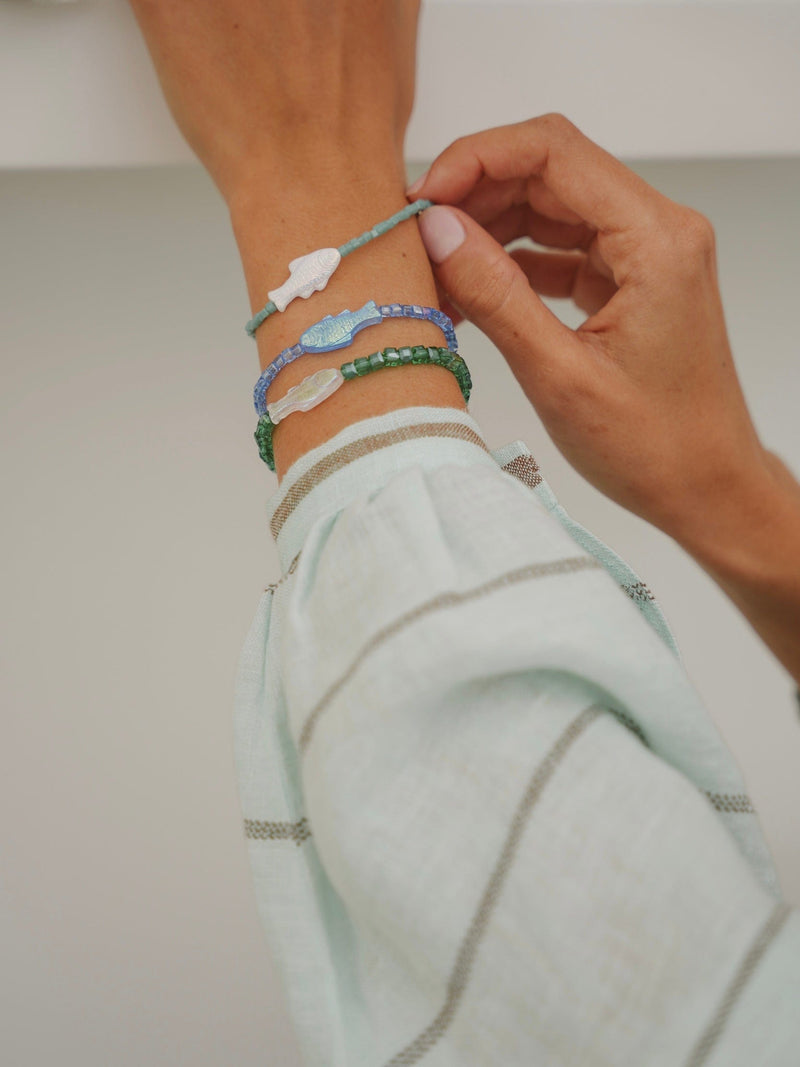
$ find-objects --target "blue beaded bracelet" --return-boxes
[254,344,473,472]
[252,300,457,416]
[244,199,435,337]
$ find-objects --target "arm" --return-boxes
[128,0,458,485]
[668,447,800,689]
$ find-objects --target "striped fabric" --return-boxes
[233,405,800,1066]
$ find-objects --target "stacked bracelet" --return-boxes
[252,300,457,416]
[245,199,435,337]
[254,344,472,472]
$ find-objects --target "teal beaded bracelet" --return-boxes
[245,199,435,337]
[254,344,473,472]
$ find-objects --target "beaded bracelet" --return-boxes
[252,300,457,417]
[254,344,473,472]
[244,199,435,337]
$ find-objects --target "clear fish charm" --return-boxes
[299,300,383,352]
[267,367,345,425]
[267,248,342,313]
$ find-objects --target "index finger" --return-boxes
[413,113,669,239]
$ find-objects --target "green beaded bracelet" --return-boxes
[254,344,473,472]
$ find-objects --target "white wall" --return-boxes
[2,156,799,1065]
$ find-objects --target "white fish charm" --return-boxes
[267,248,342,313]
[267,367,345,425]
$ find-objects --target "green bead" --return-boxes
[439,350,454,366]
[410,345,428,363]
[383,348,401,365]
[398,347,414,364]
[254,416,275,470]
[369,350,386,368]
[341,361,358,380]
[353,356,371,375]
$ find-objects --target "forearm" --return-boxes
[227,152,465,482]
[670,449,800,689]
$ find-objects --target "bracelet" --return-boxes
[252,300,458,416]
[244,199,435,337]
[254,344,472,472]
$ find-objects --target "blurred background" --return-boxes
[2,1,800,1064]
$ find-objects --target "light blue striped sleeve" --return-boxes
[234,404,800,1067]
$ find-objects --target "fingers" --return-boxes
[508,248,619,315]
[417,204,587,408]
[411,113,671,272]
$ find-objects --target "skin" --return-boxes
[126,0,800,687]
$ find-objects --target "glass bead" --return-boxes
[383,348,401,364]
[369,351,386,368]
[391,304,403,316]
[354,356,371,375]
[398,347,413,363]
[341,362,357,380]
[411,345,429,364]
[412,305,423,315]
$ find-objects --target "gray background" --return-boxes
[2,156,799,1064]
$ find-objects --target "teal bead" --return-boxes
[341,361,358,380]
[383,348,401,365]
[411,345,429,364]
[353,356,371,375]
[369,350,386,368]
[398,347,414,364]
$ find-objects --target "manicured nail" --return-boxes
[418,205,465,263]
[405,169,429,198]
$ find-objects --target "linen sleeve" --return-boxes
[236,405,799,1067]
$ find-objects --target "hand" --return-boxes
[408,113,770,540]
[127,0,421,205]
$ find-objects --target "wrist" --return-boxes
[226,142,407,224]
[225,148,463,481]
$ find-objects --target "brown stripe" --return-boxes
[384,704,606,1066]
[501,453,542,489]
[621,581,656,603]
[244,817,311,845]
[703,792,757,815]
[684,899,792,1067]
[297,555,603,756]
[270,421,491,541]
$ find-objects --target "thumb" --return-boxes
[416,204,582,394]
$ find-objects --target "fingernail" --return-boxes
[405,169,428,198]
[418,205,465,263]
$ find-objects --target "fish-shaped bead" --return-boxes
[267,367,345,425]
[267,247,342,313]
[299,300,383,353]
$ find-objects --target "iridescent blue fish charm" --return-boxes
[299,300,384,353]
